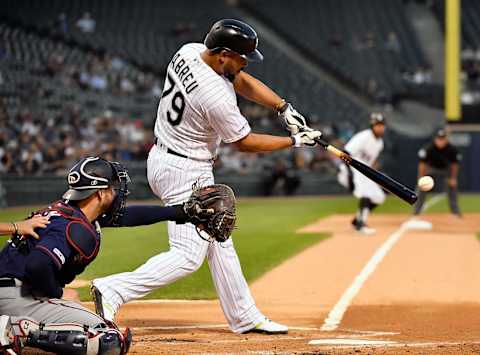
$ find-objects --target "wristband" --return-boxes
[291,136,299,147]
[275,99,288,113]
[11,222,19,236]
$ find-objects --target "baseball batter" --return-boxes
[92,19,322,334]
[337,113,386,235]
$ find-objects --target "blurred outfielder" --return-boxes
[92,18,322,334]
[337,113,386,235]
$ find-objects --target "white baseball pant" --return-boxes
[338,164,385,205]
[94,144,264,333]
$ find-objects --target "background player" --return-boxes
[91,19,321,335]
[0,156,218,355]
[414,128,462,216]
[337,113,386,235]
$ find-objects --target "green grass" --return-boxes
[2,194,480,301]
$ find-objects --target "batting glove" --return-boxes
[278,103,312,134]
[292,130,322,147]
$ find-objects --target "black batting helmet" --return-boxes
[62,156,129,201]
[204,19,263,62]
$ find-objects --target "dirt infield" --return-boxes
[25,213,480,354]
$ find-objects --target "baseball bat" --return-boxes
[315,137,418,205]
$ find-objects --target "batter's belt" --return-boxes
[154,138,216,164]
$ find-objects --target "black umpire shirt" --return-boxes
[417,143,461,170]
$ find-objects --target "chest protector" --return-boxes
[32,200,101,266]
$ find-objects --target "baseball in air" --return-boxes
[418,176,434,192]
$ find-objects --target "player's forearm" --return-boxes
[233,71,284,111]
[450,163,458,179]
[418,162,426,177]
[0,222,16,235]
[233,133,293,152]
[117,205,189,227]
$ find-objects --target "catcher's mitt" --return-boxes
[183,184,236,242]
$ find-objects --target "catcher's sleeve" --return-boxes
[25,250,63,298]
[116,205,188,227]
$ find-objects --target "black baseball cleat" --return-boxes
[0,315,22,355]
[91,284,105,319]
[90,284,117,323]
[352,218,375,235]
[351,217,360,228]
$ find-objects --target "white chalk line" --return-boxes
[320,194,444,331]
[421,193,445,213]
[132,323,398,337]
[309,338,396,346]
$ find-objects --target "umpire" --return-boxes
[413,129,462,216]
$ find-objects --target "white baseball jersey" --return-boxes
[337,128,385,204]
[154,43,251,161]
[345,129,384,166]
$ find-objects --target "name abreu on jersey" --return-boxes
[169,52,199,94]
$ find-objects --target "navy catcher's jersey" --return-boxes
[0,201,100,286]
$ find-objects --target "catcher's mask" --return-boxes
[62,156,130,226]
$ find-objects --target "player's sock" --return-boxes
[357,198,371,227]
[361,208,370,225]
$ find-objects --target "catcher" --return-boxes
[0,156,230,355]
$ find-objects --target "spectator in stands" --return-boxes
[49,13,68,38]
[42,146,64,174]
[119,75,135,94]
[293,147,314,171]
[19,144,42,176]
[403,66,433,85]
[310,148,335,173]
[46,53,65,77]
[367,78,378,97]
[77,68,90,90]
[75,12,96,34]
[0,150,13,174]
[262,156,300,196]
[385,32,401,53]
[328,33,344,48]
[89,62,108,91]
[58,13,68,36]
[172,22,197,40]
[151,80,162,97]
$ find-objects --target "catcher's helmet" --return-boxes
[204,19,263,62]
[369,112,386,126]
[62,156,129,201]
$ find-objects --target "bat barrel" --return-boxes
[314,137,418,205]
[349,159,418,205]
